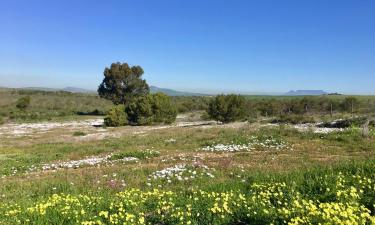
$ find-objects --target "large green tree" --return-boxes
[98,62,149,105]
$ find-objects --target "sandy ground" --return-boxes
[0,116,248,144]
[0,115,346,145]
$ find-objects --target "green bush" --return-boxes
[126,95,154,125]
[0,116,3,125]
[207,94,246,123]
[16,96,31,110]
[126,93,177,125]
[272,114,315,124]
[151,93,177,124]
[104,105,128,127]
[72,131,87,136]
[109,149,160,160]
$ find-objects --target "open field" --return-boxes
[0,109,375,224]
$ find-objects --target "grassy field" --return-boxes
[0,88,113,123]
[0,115,374,224]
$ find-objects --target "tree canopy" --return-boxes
[98,62,149,105]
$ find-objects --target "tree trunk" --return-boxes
[330,103,333,118]
[362,118,370,138]
[351,100,354,118]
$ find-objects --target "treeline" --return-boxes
[205,94,375,123]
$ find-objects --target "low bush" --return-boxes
[109,149,160,160]
[126,95,154,125]
[104,105,128,127]
[207,94,246,123]
[15,96,31,110]
[151,93,177,124]
[126,93,177,125]
[72,131,87,136]
[272,114,315,124]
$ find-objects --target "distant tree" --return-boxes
[16,96,31,110]
[207,94,246,123]
[341,97,359,116]
[98,62,149,105]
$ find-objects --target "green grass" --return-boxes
[0,117,374,224]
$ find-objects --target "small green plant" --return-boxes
[16,96,31,110]
[272,114,315,124]
[73,131,87,136]
[109,149,160,160]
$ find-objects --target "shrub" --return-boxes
[109,149,160,160]
[0,116,3,125]
[104,105,128,127]
[126,93,177,125]
[126,95,154,125]
[151,93,177,124]
[207,94,246,123]
[16,96,31,110]
[272,114,315,124]
[73,131,87,136]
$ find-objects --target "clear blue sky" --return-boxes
[0,0,374,94]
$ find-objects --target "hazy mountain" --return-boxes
[285,90,328,96]
[150,86,209,96]
[17,86,208,96]
[62,87,94,93]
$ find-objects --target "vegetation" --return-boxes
[126,95,154,125]
[207,94,246,123]
[73,131,87,136]
[1,86,375,124]
[150,93,178,124]
[0,112,374,224]
[98,62,149,105]
[104,105,128,127]
[15,96,31,110]
[0,88,112,122]
[126,93,177,125]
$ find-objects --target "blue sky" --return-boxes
[0,0,374,94]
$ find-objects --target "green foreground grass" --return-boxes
[0,124,374,224]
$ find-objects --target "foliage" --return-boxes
[73,131,87,136]
[172,96,209,113]
[341,96,360,113]
[15,96,31,110]
[126,95,154,125]
[109,149,160,160]
[126,93,177,125]
[207,94,246,123]
[0,88,113,122]
[151,93,177,124]
[104,105,128,127]
[1,166,374,225]
[98,62,149,105]
[272,114,315,124]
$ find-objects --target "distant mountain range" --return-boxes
[285,90,328,96]
[149,86,208,96]
[7,86,334,97]
[20,86,209,96]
